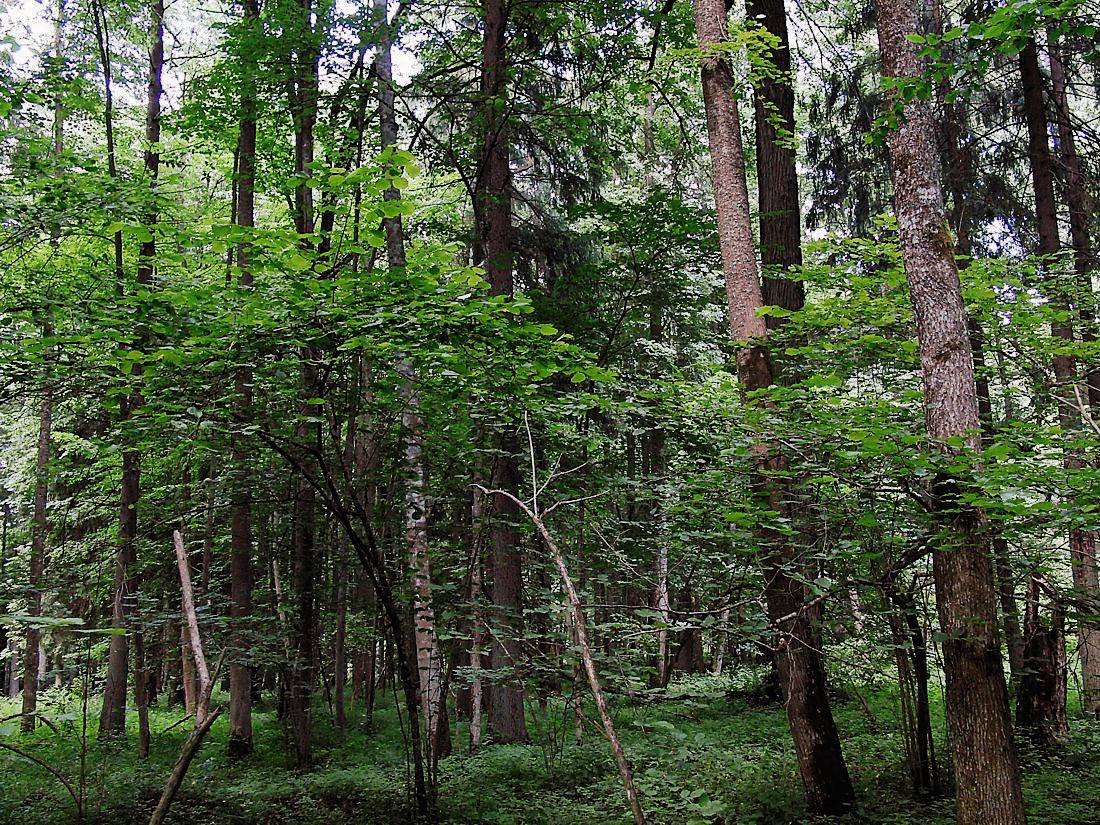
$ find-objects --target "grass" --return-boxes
[2,673,1099,825]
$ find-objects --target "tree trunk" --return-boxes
[21,332,52,732]
[21,0,65,733]
[373,0,448,765]
[334,558,347,733]
[181,623,197,716]
[1016,575,1069,746]
[691,0,854,812]
[1046,34,1100,718]
[1019,37,1100,716]
[287,0,320,770]
[931,0,1026,688]
[135,630,151,759]
[227,0,259,760]
[875,0,1026,821]
[1048,32,1100,410]
[746,0,804,324]
[476,0,530,746]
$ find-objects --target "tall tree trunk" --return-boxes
[1046,34,1100,718]
[21,0,65,733]
[1048,33,1099,406]
[334,557,347,733]
[287,0,320,770]
[875,0,1027,821]
[691,0,854,812]
[374,0,448,766]
[91,0,132,738]
[22,329,52,733]
[478,0,529,745]
[930,0,1026,688]
[1019,38,1100,717]
[227,0,260,759]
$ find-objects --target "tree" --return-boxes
[691,0,854,812]
[227,0,261,759]
[874,0,1027,820]
[1019,35,1100,718]
[478,0,529,745]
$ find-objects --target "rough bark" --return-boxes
[1019,38,1100,717]
[875,0,1026,821]
[478,0,529,744]
[931,0,1025,688]
[692,0,854,812]
[746,0,805,324]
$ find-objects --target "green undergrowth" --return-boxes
[2,674,1099,825]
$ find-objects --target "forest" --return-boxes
[0,0,1099,821]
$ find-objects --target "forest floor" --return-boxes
[2,674,1099,825]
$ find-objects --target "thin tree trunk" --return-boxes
[174,531,211,724]
[1045,33,1100,718]
[21,330,52,732]
[490,488,647,825]
[1016,575,1069,745]
[1019,37,1100,717]
[373,0,448,768]
[21,0,65,733]
[135,630,151,759]
[875,0,1026,821]
[468,485,486,750]
[334,557,347,733]
[287,0,320,769]
[691,0,854,812]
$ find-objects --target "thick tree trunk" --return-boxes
[477,0,529,745]
[875,0,1026,821]
[931,0,1025,688]
[1019,38,1100,716]
[691,0,854,812]
[227,0,259,760]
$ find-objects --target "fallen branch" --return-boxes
[147,704,224,825]
[148,530,224,825]
[0,741,81,819]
